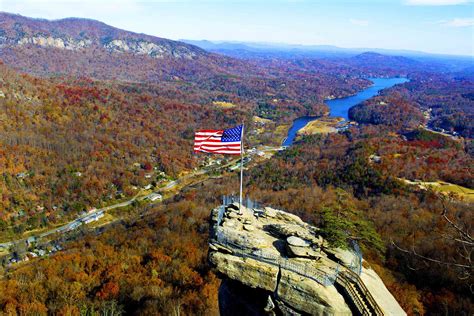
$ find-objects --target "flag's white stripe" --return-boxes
[194,145,241,150]
[195,132,223,137]
[196,149,241,154]
[194,146,241,150]
[194,141,241,146]
[195,144,241,149]
[194,136,223,141]
[193,128,241,154]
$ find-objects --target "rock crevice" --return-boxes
[209,203,406,316]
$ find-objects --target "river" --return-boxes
[282,77,409,146]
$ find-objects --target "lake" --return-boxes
[282,77,409,146]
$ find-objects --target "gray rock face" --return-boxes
[209,205,351,315]
[267,223,322,247]
[17,36,92,50]
[209,251,279,292]
[13,35,198,59]
[277,269,350,315]
[287,236,310,247]
[244,224,255,232]
[0,12,204,60]
[209,204,407,316]
[286,236,322,259]
[103,39,198,59]
[327,247,357,267]
[287,244,321,259]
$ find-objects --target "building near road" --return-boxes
[81,211,105,224]
[147,193,162,202]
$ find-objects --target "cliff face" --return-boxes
[208,203,406,316]
[0,12,236,82]
[0,12,204,59]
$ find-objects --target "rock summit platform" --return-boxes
[208,202,406,316]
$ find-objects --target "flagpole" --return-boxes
[239,123,244,214]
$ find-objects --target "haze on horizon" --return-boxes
[0,0,473,57]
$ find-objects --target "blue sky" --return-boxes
[1,0,473,56]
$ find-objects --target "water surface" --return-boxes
[326,77,409,120]
[282,77,409,146]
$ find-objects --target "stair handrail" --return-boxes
[342,268,384,315]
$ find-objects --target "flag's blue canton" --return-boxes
[222,125,243,142]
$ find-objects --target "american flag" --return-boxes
[194,125,243,155]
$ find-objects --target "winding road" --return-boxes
[0,146,281,252]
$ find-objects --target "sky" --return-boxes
[0,0,473,56]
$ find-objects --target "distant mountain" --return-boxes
[183,39,473,59]
[182,39,355,59]
[348,52,421,70]
[1,12,381,125]
[0,12,243,82]
[183,39,473,71]
[0,12,206,59]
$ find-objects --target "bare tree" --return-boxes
[392,197,473,291]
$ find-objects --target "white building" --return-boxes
[148,193,162,202]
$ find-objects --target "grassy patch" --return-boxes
[274,124,290,144]
[402,179,474,202]
[253,115,273,124]
[297,117,343,136]
[212,101,236,108]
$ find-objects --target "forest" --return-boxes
[0,54,378,239]
[0,12,473,315]
[350,73,474,138]
[0,126,472,314]
[243,130,473,314]
[0,58,473,314]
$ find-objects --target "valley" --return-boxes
[0,10,472,316]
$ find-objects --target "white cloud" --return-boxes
[438,18,474,27]
[405,0,471,5]
[349,19,369,27]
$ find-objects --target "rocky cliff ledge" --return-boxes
[208,203,406,316]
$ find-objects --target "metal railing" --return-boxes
[221,196,364,276]
[339,268,385,316]
[222,195,261,209]
[335,273,370,314]
[349,239,363,276]
[213,226,339,287]
[216,205,225,227]
[214,199,382,313]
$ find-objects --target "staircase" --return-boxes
[335,268,384,316]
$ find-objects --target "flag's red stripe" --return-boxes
[193,128,241,155]
[194,141,240,146]
[195,130,223,135]
[194,148,241,155]
[194,144,241,149]
[194,138,224,143]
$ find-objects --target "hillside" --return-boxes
[0,61,252,239]
[0,13,205,58]
[0,12,235,82]
[0,13,377,123]
[0,11,472,316]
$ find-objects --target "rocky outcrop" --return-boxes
[0,12,205,60]
[17,36,92,50]
[209,203,406,316]
[13,35,198,59]
[103,39,197,59]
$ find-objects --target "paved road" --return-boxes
[0,145,281,251]
[0,198,137,250]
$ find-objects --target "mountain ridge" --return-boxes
[0,12,207,60]
[182,39,474,60]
